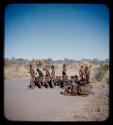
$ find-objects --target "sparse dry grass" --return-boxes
[4,66,30,79]
[4,60,109,84]
[4,60,109,121]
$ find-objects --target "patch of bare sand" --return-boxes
[4,78,109,121]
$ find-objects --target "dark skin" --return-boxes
[37,68,44,77]
[85,67,90,75]
[29,65,35,78]
[28,65,35,89]
[85,67,90,81]
[43,66,51,83]
[79,66,85,80]
[51,66,55,79]
[74,75,79,83]
[36,68,44,87]
[45,70,50,77]
[62,64,67,76]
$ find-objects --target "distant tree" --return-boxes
[47,58,52,62]
[44,58,53,64]
[106,59,109,63]
[82,58,86,61]
[93,58,99,63]
[64,58,68,62]
[36,60,44,68]
[11,57,15,60]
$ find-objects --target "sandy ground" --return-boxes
[4,78,109,121]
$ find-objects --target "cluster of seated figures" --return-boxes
[27,74,93,96]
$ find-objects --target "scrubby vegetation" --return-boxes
[4,58,109,82]
[94,63,109,83]
[4,58,109,121]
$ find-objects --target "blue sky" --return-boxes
[5,4,109,60]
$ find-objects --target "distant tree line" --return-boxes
[4,57,109,67]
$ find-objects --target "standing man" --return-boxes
[79,65,85,80]
[50,65,55,87]
[28,64,36,89]
[84,66,90,83]
[62,64,67,76]
[62,64,68,86]
[43,65,51,87]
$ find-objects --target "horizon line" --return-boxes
[4,57,109,61]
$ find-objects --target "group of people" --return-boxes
[60,65,91,96]
[27,63,92,96]
[79,65,90,82]
[28,64,55,89]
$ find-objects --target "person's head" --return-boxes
[29,64,32,68]
[63,64,66,68]
[85,66,88,69]
[43,65,48,71]
[37,68,40,71]
[70,76,74,80]
[75,75,78,78]
[51,65,54,69]
[81,65,83,68]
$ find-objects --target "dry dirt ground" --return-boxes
[4,78,109,121]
